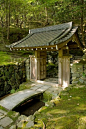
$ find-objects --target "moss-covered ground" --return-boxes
[0,51,12,65]
[0,50,33,65]
[33,85,86,129]
[0,83,86,128]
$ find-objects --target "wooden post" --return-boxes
[29,50,46,81]
[58,58,63,86]
[26,58,30,80]
[40,51,46,79]
[29,55,36,81]
[35,51,40,80]
[58,46,71,87]
[62,57,70,87]
[35,50,46,80]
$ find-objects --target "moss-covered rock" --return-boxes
[0,60,28,97]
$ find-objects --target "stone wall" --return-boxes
[0,59,30,97]
[71,63,86,85]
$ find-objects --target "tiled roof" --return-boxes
[7,22,83,49]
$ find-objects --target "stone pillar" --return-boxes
[26,58,30,80]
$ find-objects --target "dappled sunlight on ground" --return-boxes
[33,85,86,129]
[78,116,86,129]
[47,109,69,115]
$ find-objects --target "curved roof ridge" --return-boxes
[6,21,83,50]
[55,26,78,45]
[56,22,72,40]
[30,22,72,34]
[49,22,72,45]
[11,33,33,47]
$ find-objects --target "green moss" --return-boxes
[43,92,52,102]
[7,111,20,121]
[0,51,12,65]
[10,81,32,94]
[0,106,8,112]
[10,89,16,94]
[34,85,86,129]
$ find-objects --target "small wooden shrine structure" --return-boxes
[8,22,84,87]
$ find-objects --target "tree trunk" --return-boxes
[5,0,10,40]
[7,2,10,40]
[45,7,48,26]
[81,0,85,46]
[0,17,4,44]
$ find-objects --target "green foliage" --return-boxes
[10,89,16,94]
[10,81,31,94]
[9,28,29,43]
[0,0,86,46]
[43,92,52,102]
[46,62,58,77]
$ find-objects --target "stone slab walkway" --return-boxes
[0,84,51,111]
[0,79,64,129]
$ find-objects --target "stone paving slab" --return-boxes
[36,80,58,87]
[0,89,43,110]
[0,79,63,129]
[0,117,13,127]
[0,126,3,129]
[36,85,51,92]
[30,86,41,90]
[0,109,7,115]
[0,110,7,120]
[26,121,34,128]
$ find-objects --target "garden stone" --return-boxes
[26,120,34,128]
[84,70,86,73]
[45,101,54,107]
[72,80,78,84]
[27,115,34,121]
[11,111,20,118]
[0,109,7,115]
[0,126,3,129]
[0,113,5,120]
[84,64,86,66]
[17,115,28,122]
[9,125,16,129]
[52,93,58,99]
[17,120,26,128]
[78,85,85,88]
[82,77,86,81]
[72,73,80,77]
[48,88,54,92]
[84,81,86,84]
[0,117,13,127]
[0,110,7,119]
[72,77,77,80]
[33,111,39,116]
[79,79,84,84]
[61,92,69,96]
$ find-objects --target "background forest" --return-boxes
[0,0,86,50]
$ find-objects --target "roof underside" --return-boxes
[8,22,83,50]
